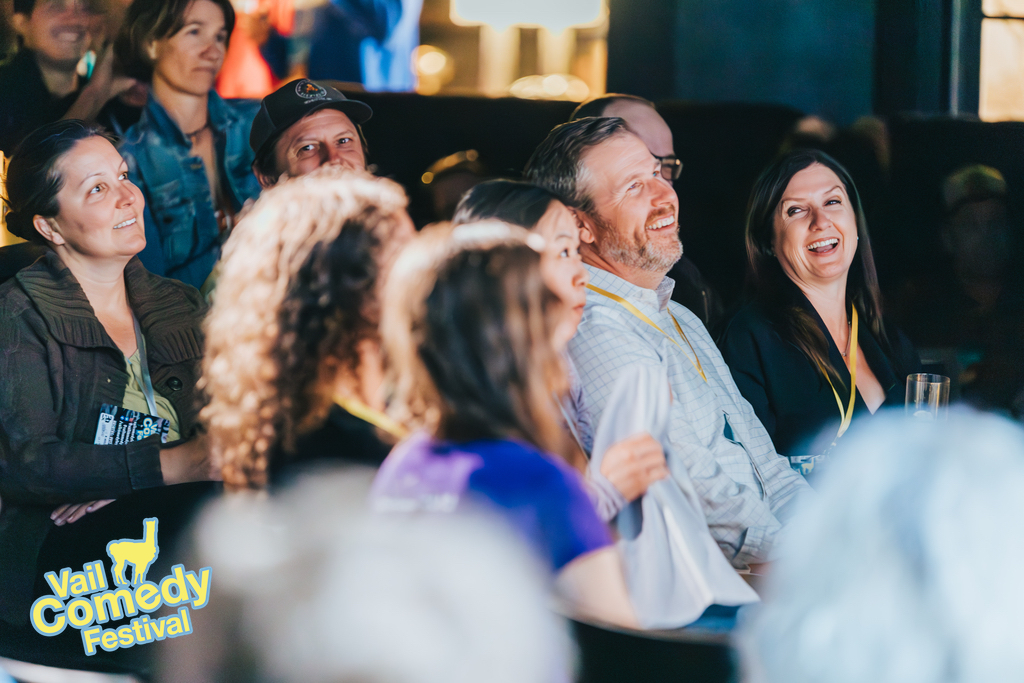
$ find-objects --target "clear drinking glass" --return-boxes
[905,373,951,421]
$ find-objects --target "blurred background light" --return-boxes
[450,0,603,31]
[979,0,1024,120]
[419,52,446,75]
[414,45,455,95]
[509,73,590,101]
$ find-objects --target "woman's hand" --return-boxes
[599,433,670,503]
[51,499,114,526]
[160,435,222,485]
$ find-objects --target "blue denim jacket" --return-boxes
[119,91,262,289]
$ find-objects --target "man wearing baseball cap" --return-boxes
[199,78,373,298]
[250,78,373,188]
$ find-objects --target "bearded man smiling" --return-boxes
[526,117,810,571]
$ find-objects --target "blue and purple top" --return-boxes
[370,432,612,571]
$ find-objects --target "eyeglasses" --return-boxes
[655,155,682,182]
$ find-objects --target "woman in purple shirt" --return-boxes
[373,224,637,627]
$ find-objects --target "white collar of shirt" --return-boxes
[583,264,677,312]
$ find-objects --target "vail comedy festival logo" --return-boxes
[29,518,212,656]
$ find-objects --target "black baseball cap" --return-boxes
[249,79,373,161]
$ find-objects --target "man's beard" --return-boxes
[592,212,683,273]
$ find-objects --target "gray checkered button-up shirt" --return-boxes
[568,265,811,568]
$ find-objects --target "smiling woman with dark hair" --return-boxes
[718,149,919,462]
[0,119,216,670]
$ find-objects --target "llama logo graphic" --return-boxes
[31,517,212,656]
[106,517,160,587]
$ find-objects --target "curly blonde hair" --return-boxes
[201,166,408,489]
[382,222,569,456]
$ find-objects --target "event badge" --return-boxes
[94,404,170,445]
[788,454,827,477]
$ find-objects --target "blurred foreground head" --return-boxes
[157,468,571,683]
[740,408,1024,683]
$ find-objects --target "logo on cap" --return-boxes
[296,80,328,103]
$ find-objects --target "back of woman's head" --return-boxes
[115,0,235,82]
[452,180,559,230]
[4,119,108,244]
[201,166,408,489]
[383,223,566,453]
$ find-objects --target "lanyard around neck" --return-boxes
[131,315,159,417]
[819,306,858,444]
[334,394,408,439]
[586,283,707,383]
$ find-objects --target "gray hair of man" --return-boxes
[524,116,630,216]
[738,408,1024,683]
[157,467,573,683]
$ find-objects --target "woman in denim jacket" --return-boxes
[115,0,262,290]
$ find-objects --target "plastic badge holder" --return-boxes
[788,453,826,477]
[94,404,170,445]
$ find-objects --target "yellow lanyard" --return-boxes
[819,306,858,442]
[333,394,408,439]
[586,283,707,383]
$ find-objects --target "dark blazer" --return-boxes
[718,286,920,457]
[0,251,206,623]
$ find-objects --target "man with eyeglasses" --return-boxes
[571,94,722,329]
